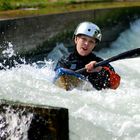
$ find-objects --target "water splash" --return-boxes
[0,106,33,140]
[2,42,16,58]
[0,42,26,70]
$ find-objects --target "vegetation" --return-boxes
[0,0,140,19]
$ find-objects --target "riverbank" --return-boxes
[0,1,140,20]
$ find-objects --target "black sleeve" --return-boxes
[87,54,115,90]
[88,69,110,90]
[94,54,115,71]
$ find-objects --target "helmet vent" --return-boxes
[88,29,91,32]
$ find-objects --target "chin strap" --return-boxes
[103,67,121,89]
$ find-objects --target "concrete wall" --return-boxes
[0,6,140,57]
[0,99,69,140]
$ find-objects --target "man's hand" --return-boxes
[85,61,102,73]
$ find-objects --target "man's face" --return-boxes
[75,35,96,56]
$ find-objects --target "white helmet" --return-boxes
[74,21,102,42]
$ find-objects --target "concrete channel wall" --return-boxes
[0,6,140,57]
[0,100,69,140]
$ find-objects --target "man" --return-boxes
[55,21,120,90]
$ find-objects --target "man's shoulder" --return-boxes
[62,52,76,60]
[90,52,103,62]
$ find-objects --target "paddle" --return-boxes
[75,48,140,73]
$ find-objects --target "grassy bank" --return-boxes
[0,0,114,11]
[0,1,140,19]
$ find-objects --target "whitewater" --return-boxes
[0,19,140,140]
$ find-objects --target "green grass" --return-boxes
[0,0,109,10]
[0,0,140,19]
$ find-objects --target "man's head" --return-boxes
[74,21,102,43]
[74,21,102,56]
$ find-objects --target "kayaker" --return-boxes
[55,21,121,90]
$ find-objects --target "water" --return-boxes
[0,19,140,140]
[0,106,33,140]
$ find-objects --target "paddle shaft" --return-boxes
[75,48,140,73]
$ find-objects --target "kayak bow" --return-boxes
[54,68,86,90]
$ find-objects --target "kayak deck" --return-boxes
[54,68,86,90]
